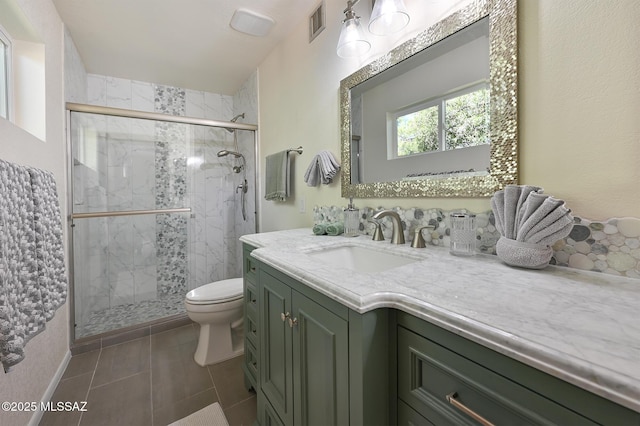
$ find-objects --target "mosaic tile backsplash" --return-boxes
[313,205,640,280]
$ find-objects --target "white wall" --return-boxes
[519,0,640,219]
[0,0,69,424]
[257,0,640,232]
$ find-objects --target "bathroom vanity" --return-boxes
[241,229,640,425]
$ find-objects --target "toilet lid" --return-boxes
[186,278,243,304]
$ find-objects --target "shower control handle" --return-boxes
[236,181,248,194]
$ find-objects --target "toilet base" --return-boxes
[193,321,244,366]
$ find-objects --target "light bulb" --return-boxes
[368,0,410,36]
[337,16,371,58]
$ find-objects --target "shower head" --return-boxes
[217,149,243,158]
[225,113,245,133]
[230,113,245,123]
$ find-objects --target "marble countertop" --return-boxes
[240,228,640,413]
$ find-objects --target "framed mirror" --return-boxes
[340,0,517,198]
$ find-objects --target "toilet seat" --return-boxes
[186,278,243,305]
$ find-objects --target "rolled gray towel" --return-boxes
[491,185,572,269]
[495,185,542,239]
[517,194,565,242]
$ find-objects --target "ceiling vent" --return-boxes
[230,8,275,37]
[309,1,326,42]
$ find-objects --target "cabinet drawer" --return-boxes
[245,312,259,347]
[398,327,592,425]
[243,244,258,284]
[398,399,433,426]
[244,339,259,386]
[245,281,258,318]
[244,279,259,348]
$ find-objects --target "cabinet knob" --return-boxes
[280,312,291,322]
[288,317,298,328]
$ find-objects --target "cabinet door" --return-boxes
[260,271,293,425]
[292,291,349,426]
[258,390,286,426]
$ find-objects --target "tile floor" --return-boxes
[40,323,256,426]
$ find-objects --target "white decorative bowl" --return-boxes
[495,237,553,270]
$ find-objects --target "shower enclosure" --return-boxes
[66,103,257,340]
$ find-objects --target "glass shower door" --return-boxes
[70,111,193,339]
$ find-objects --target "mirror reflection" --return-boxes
[340,0,518,198]
[351,18,490,184]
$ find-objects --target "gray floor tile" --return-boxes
[224,395,258,426]
[40,372,92,426]
[152,388,218,426]
[80,371,152,426]
[208,356,254,409]
[92,336,150,388]
[40,325,256,426]
[62,350,100,380]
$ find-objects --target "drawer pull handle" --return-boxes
[280,312,290,322]
[446,392,495,426]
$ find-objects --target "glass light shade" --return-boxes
[337,17,371,58]
[368,0,410,35]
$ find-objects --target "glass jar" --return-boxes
[343,208,360,237]
[449,213,476,256]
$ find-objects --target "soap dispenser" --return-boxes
[343,198,360,237]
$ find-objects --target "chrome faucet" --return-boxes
[372,210,405,244]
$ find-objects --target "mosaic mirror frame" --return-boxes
[340,0,518,198]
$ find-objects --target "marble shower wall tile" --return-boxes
[132,80,155,112]
[106,77,132,108]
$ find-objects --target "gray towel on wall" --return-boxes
[0,159,67,372]
[265,150,290,201]
[29,168,68,320]
[304,151,340,187]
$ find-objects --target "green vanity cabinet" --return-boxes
[242,244,259,390]
[259,265,350,425]
[243,242,639,425]
[243,244,391,426]
[396,312,640,425]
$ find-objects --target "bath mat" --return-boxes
[168,402,229,426]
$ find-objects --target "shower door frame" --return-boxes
[65,102,259,344]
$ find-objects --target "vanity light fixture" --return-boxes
[336,0,371,58]
[369,0,410,35]
[336,0,411,57]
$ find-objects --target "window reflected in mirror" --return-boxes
[394,83,489,158]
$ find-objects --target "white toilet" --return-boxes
[184,278,244,366]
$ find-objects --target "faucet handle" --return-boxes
[368,219,385,241]
[411,225,435,248]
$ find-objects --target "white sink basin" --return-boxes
[307,244,418,273]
